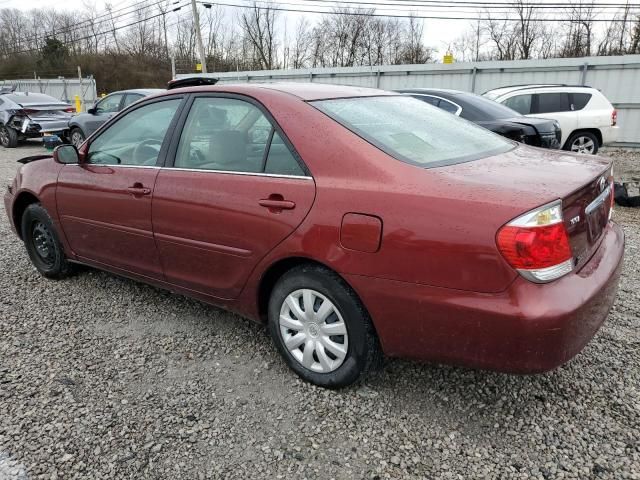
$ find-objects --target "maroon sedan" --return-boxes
[3,83,624,388]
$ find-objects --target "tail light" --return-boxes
[608,168,615,220]
[64,107,76,113]
[496,200,573,283]
[611,109,617,126]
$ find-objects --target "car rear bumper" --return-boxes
[346,221,625,373]
[601,125,619,145]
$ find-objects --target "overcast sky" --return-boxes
[0,0,631,60]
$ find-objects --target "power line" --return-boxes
[196,0,640,21]
[15,0,185,47]
[292,0,640,10]
[5,2,191,56]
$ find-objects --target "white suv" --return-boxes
[483,85,618,154]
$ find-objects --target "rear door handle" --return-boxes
[259,199,295,210]
[259,197,295,211]
[126,185,151,196]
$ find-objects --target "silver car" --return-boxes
[66,89,163,147]
[0,89,74,148]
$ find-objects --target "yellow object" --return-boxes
[74,95,82,113]
[196,63,202,72]
[443,53,454,64]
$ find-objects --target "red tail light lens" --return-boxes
[611,109,617,126]
[497,201,573,283]
[64,107,76,113]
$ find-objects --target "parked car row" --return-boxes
[1,83,619,155]
[4,80,624,388]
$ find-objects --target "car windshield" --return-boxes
[455,93,523,121]
[312,96,513,168]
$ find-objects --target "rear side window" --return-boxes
[313,96,513,168]
[175,97,304,176]
[414,95,440,107]
[503,94,532,115]
[439,99,459,114]
[571,93,592,110]
[535,93,571,113]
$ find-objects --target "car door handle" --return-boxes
[259,197,295,210]
[126,185,151,196]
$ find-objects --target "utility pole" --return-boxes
[191,0,208,73]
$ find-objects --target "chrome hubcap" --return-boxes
[571,136,595,154]
[279,289,348,373]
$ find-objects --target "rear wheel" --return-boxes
[21,203,73,279]
[69,128,86,148]
[268,264,381,388]
[566,131,599,155]
[0,124,18,148]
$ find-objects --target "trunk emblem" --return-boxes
[570,215,581,225]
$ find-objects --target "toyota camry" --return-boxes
[3,83,624,388]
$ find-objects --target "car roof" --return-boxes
[162,82,395,101]
[110,88,165,96]
[396,88,464,96]
[484,84,596,97]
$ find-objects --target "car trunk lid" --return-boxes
[437,145,612,271]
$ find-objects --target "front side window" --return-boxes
[503,94,532,115]
[313,96,512,168]
[174,97,304,176]
[535,93,571,114]
[88,99,181,166]
[96,94,124,114]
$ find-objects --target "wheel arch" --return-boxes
[12,191,40,240]
[564,128,602,149]
[256,256,366,324]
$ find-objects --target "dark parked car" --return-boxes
[397,88,562,149]
[4,83,623,388]
[66,89,163,146]
[0,89,74,148]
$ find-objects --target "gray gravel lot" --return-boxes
[1,141,639,479]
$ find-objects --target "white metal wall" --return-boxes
[180,55,640,146]
[0,78,98,109]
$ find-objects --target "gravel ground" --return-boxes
[1,141,639,480]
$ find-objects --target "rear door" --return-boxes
[57,97,183,279]
[530,91,577,147]
[152,94,315,299]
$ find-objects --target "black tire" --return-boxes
[268,264,382,388]
[21,203,73,279]
[565,131,599,155]
[0,124,18,148]
[69,127,86,148]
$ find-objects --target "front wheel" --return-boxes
[566,131,599,155]
[268,264,381,388]
[69,127,86,148]
[0,124,18,148]
[21,203,74,279]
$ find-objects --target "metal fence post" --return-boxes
[580,62,589,86]
[470,66,478,93]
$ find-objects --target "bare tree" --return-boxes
[240,4,279,70]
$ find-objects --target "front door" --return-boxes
[152,95,316,299]
[56,97,183,279]
[85,93,124,136]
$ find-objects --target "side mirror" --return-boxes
[53,144,80,164]
[87,107,97,115]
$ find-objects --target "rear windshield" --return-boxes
[312,96,513,168]
[5,93,64,105]
[455,93,523,121]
